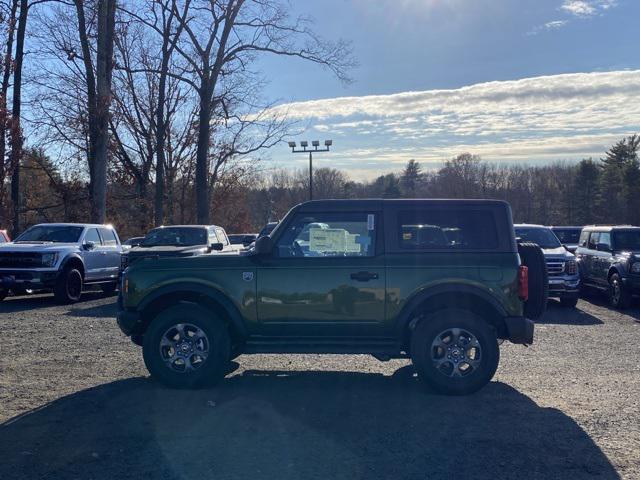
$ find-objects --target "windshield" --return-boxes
[613,231,640,251]
[552,228,581,244]
[141,228,207,247]
[15,225,84,243]
[515,227,561,249]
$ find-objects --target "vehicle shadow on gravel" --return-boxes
[0,367,619,480]
[538,300,604,325]
[0,292,116,315]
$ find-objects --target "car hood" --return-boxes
[127,245,208,257]
[542,246,574,258]
[0,242,77,252]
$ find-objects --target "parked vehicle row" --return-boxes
[0,220,267,303]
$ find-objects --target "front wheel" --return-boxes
[410,309,499,395]
[143,304,231,389]
[609,273,631,309]
[54,268,83,304]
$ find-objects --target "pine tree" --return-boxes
[400,159,422,198]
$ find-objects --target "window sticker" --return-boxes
[367,214,375,231]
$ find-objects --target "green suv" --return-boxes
[117,199,540,395]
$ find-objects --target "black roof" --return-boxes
[295,198,510,212]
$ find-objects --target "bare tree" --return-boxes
[164,0,354,223]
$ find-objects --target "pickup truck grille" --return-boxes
[545,259,565,276]
[0,252,43,268]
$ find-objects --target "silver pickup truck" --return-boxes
[0,223,123,303]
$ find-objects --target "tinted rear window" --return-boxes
[398,209,498,250]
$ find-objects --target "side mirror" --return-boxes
[596,243,610,252]
[84,241,96,250]
[210,242,224,251]
[254,235,273,255]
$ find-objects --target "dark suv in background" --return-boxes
[576,226,640,308]
[515,224,580,307]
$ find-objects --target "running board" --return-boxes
[243,337,405,356]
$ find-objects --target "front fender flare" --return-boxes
[137,282,248,338]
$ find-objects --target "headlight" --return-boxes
[41,253,59,267]
[631,262,640,273]
[565,259,577,275]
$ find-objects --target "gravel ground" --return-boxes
[0,291,639,479]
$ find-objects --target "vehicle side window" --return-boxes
[599,232,611,250]
[215,228,228,246]
[208,228,218,245]
[588,232,599,250]
[99,228,118,246]
[579,230,589,247]
[276,212,376,258]
[85,228,102,245]
[397,209,498,250]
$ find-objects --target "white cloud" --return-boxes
[267,70,640,180]
[560,0,617,17]
[527,19,569,35]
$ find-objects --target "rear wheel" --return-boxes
[143,304,231,389]
[0,289,7,302]
[410,309,499,395]
[609,273,631,309]
[54,268,83,304]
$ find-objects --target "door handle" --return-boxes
[350,271,379,282]
[100,251,107,255]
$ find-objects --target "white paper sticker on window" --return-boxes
[367,214,375,231]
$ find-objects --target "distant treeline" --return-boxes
[6,135,640,239]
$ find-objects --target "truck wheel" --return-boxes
[410,308,499,395]
[0,289,7,302]
[100,282,117,295]
[609,273,631,309]
[143,304,231,389]
[54,268,83,304]
[560,296,579,308]
[518,242,548,320]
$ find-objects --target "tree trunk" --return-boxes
[195,83,211,224]
[91,0,116,223]
[0,0,18,226]
[153,38,171,227]
[9,0,27,235]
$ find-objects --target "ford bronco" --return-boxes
[117,199,544,395]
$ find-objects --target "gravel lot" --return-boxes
[1,291,639,479]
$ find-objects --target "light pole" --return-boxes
[288,139,332,200]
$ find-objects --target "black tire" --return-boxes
[100,282,118,295]
[560,296,579,308]
[609,273,631,309]
[518,241,548,320]
[143,304,231,389]
[12,287,33,296]
[410,308,499,395]
[53,268,83,304]
[0,289,7,302]
[131,335,144,347]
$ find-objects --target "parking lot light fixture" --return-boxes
[288,139,333,200]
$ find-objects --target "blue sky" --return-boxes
[256,0,640,179]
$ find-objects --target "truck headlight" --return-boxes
[631,262,640,274]
[41,253,59,267]
[565,259,577,275]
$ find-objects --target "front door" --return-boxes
[256,211,386,337]
[82,228,103,281]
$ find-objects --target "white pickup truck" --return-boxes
[0,223,123,303]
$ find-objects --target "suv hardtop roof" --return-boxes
[31,223,114,229]
[514,224,550,229]
[295,198,510,213]
[152,225,221,229]
[582,225,639,232]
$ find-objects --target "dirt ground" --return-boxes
[0,291,639,480]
